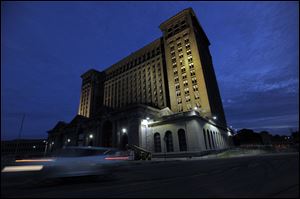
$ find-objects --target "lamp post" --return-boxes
[43,140,48,156]
[145,118,151,150]
[141,118,149,150]
[89,134,93,146]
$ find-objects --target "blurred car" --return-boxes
[2,146,131,181]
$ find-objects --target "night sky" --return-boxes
[1,1,299,140]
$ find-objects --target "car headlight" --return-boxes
[2,165,44,172]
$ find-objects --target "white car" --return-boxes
[2,147,131,182]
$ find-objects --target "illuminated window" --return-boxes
[185,96,191,102]
[193,85,198,91]
[190,70,196,76]
[194,92,200,99]
[177,97,182,104]
[192,77,197,85]
[183,80,188,87]
[181,67,186,73]
[173,69,178,76]
[184,88,189,95]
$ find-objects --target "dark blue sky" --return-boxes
[1,1,299,140]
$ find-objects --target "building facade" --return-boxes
[48,8,232,156]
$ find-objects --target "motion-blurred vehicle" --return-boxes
[2,146,131,182]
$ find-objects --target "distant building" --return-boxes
[1,139,46,158]
[48,8,232,156]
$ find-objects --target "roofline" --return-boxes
[159,8,195,30]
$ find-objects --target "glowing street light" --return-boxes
[89,134,93,139]
[212,116,217,120]
[194,107,198,110]
[146,117,150,121]
[67,139,71,143]
[122,128,127,134]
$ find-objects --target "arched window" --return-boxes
[203,129,208,150]
[164,131,173,152]
[178,129,187,151]
[206,129,212,149]
[210,130,215,149]
[154,133,161,152]
[216,132,220,148]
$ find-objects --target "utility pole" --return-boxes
[14,114,25,158]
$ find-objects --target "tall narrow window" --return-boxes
[154,133,161,152]
[203,129,207,150]
[210,130,215,149]
[207,129,212,149]
[178,129,187,151]
[164,131,173,152]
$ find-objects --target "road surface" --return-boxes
[1,153,298,198]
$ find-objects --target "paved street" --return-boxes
[2,153,299,198]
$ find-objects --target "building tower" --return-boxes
[78,69,105,118]
[159,8,227,127]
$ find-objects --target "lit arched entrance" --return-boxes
[102,121,113,147]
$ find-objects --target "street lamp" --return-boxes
[89,134,93,139]
[122,128,127,134]
[142,118,150,150]
[212,116,217,120]
[44,141,48,156]
[67,139,71,143]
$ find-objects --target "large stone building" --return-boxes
[47,8,232,156]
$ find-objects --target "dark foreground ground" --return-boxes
[1,152,299,198]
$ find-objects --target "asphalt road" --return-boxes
[1,153,299,198]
